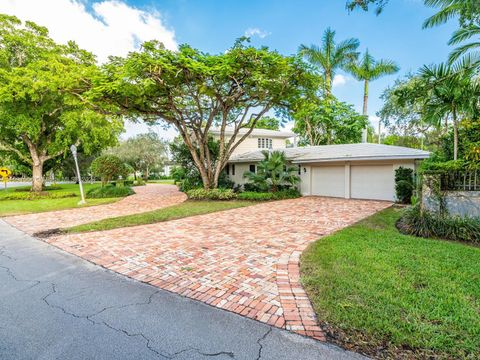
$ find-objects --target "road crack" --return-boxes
[256,328,272,360]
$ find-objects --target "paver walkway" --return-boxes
[4,184,186,235]
[39,196,390,341]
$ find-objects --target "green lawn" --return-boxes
[148,179,175,185]
[65,200,255,233]
[301,207,480,359]
[0,184,121,216]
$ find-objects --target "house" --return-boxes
[226,141,430,202]
[208,128,296,156]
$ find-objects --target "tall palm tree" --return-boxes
[347,50,399,143]
[299,28,359,96]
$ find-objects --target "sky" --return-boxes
[0,0,458,140]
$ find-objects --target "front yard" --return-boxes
[301,207,480,359]
[0,184,121,216]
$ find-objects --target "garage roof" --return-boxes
[228,143,430,163]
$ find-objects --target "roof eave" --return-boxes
[292,154,430,164]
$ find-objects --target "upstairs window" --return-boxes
[249,164,256,173]
[257,138,273,149]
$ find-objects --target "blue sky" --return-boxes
[129,0,456,124]
[0,0,458,137]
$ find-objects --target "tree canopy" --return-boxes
[0,15,123,191]
[96,40,316,189]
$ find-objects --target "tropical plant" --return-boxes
[0,15,123,192]
[394,167,414,204]
[243,150,299,192]
[90,155,129,186]
[346,50,399,142]
[299,28,359,95]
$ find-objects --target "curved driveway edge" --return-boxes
[1,219,367,360]
[3,184,186,235]
[39,196,390,342]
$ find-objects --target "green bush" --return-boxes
[1,191,76,200]
[186,188,237,200]
[86,185,134,199]
[133,179,146,186]
[395,167,414,204]
[237,189,301,201]
[398,205,480,244]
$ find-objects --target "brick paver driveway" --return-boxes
[4,184,186,235]
[42,196,390,341]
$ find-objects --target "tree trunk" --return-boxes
[452,109,458,161]
[325,71,332,96]
[378,119,381,144]
[32,161,44,192]
[362,80,369,143]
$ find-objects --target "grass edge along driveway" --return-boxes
[301,207,480,359]
[65,200,255,233]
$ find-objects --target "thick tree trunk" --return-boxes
[32,161,44,192]
[325,72,332,96]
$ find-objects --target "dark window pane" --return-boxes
[232,164,235,175]
[226,164,230,175]
[249,164,256,173]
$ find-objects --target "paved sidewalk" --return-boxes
[4,184,186,235]
[43,196,390,340]
[0,220,366,360]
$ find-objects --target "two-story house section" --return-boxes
[208,128,296,156]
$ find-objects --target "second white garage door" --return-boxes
[350,165,394,201]
[311,166,345,198]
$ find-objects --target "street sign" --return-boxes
[0,167,12,189]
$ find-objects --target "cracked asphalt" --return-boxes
[0,220,366,360]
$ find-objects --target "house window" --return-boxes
[232,164,235,175]
[249,164,256,173]
[298,165,301,175]
[257,138,273,149]
[226,164,230,175]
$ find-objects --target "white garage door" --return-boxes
[350,165,394,201]
[311,166,345,198]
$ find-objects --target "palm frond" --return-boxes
[423,1,463,28]
[449,25,480,45]
[449,43,480,63]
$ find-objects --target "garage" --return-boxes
[350,165,395,201]
[311,166,345,198]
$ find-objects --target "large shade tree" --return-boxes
[298,28,359,96]
[0,15,123,192]
[95,40,316,189]
[346,50,399,142]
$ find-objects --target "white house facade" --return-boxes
[221,129,430,202]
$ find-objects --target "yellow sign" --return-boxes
[0,167,12,188]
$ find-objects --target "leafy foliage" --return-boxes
[237,189,301,201]
[394,167,414,204]
[399,205,480,244]
[186,188,237,200]
[0,15,123,192]
[292,95,368,145]
[90,155,128,186]
[243,150,299,192]
[86,184,134,199]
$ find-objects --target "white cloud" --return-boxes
[244,27,271,39]
[332,74,349,87]
[0,0,177,63]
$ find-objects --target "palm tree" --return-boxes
[299,28,359,96]
[423,0,480,64]
[243,150,299,192]
[347,50,399,143]
[419,59,479,160]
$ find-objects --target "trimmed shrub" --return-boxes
[86,185,134,199]
[1,191,76,200]
[133,179,146,186]
[395,167,414,204]
[398,205,480,244]
[186,188,237,200]
[237,189,301,201]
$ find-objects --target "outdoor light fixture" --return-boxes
[70,144,86,205]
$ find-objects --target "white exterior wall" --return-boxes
[218,136,287,156]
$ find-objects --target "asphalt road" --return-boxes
[0,220,365,360]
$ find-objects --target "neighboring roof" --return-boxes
[228,143,430,163]
[208,127,296,138]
